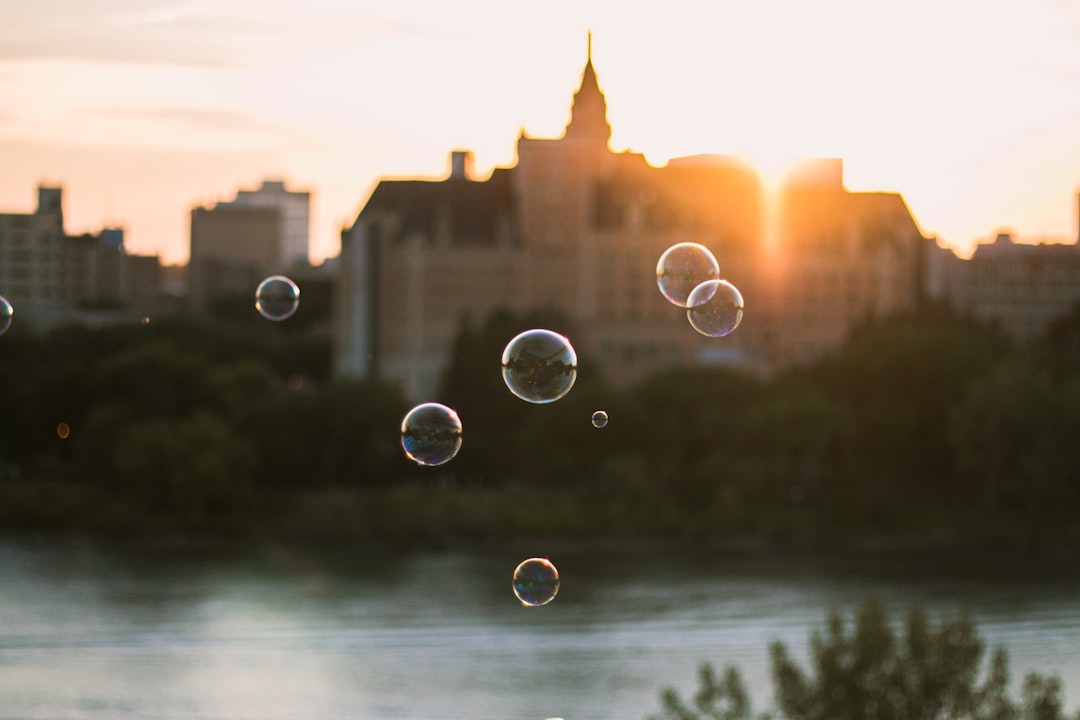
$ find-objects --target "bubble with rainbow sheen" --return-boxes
[591,410,608,428]
[512,557,560,607]
[686,279,744,337]
[255,275,300,321]
[400,402,463,467]
[656,242,719,308]
[501,329,578,404]
[0,296,12,336]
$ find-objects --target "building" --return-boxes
[336,38,929,399]
[932,229,1080,344]
[187,179,312,313]
[0,186,66,328]
[227,179,311,267]
[188,203,283,312]
[64,227,128,311]
[0,186,166,328]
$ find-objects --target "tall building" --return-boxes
[227,179,311,267]
[336,38,928,399]
[187,179,311,313]
[0,186,69,328]
[64,227,128,311]
[1,186,165,328]
[188,203,283,312]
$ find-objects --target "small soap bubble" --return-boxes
[0,296,13,336]
[656,242,720,307]
[255,275,300,321]
[512,557,560,607]
[401,402,463,467]
[501,329,578,404]
[686,279,744,337]
[56,422,70,439]
[141,315,151,326]
[591,410,608,428]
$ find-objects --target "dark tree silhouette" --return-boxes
[650,598,1077,720]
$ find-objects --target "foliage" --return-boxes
[651,663,765,720]
[652,598,1078,720]
[949,355,1080,513]
[2,300,1080,541]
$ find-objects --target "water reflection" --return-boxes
[0,541,1078,720]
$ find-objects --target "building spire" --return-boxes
[565,31,611,145]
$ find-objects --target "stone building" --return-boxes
[336,38,928,399]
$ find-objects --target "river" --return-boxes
[0,539,1077,719]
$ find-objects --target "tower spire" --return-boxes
[564,31,611,145]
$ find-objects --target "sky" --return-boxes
[1,0,1079,265]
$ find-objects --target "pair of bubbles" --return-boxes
[656,242,744,337]
[400,329,606,467]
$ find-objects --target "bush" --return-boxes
[650,597,1077,720]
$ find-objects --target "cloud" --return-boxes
[85,106,276,133]
[0,1,440,68]
[0,2,278,68]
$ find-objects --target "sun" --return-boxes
[736,145,801,189]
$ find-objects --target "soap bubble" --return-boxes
[255,275,300,321]
[512,557,560,607]
[656,242,719,307]
[401,402,463,467]
[686,279,744,337]
[501,329,578,404]
[591,410,608,428]
[0,296,12,336]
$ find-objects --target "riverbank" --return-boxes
[4,479,1079,560]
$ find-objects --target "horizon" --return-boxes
[1,0,1079,265]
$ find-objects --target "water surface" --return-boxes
[0,541,1077,719]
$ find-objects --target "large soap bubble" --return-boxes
[656,242,719,307]
[686,279,744,337]
[400,402,463,467]
[501,329,578,404]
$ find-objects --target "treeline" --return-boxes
[0,317,407,535]
[436,303,1080,543]
[1,302,1080,543]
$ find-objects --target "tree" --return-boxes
[650,663,766,720]
[652,598,1076,720]
[949,356,1080,514]
[802,306,1002,494]
[111,411,255,524]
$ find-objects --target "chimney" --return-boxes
[37,186,63,215]
[450,150,474,180]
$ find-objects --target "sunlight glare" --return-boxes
[738,146,798,189]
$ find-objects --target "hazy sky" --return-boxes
[1,0,1079,264]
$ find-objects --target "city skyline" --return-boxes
[2,0,1080,265]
